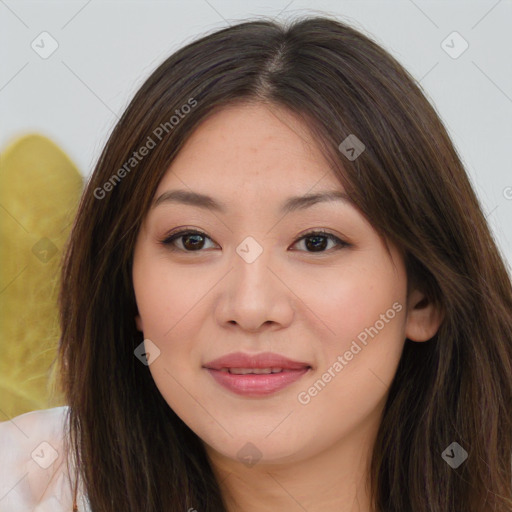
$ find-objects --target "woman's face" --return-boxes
[132,102,431,469]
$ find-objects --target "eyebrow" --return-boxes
[152,189,353,215]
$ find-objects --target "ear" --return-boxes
[404,288,444,342]
[135,314,143,332]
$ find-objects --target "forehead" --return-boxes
[155,102,344,196]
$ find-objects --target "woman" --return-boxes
[1,14,511,512]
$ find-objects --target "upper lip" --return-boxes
[203,352,311,370]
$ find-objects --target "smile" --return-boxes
[203,351,312,397]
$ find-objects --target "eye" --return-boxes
[291,230,350,253]
[159,228,350,253]
[160,229,217,252]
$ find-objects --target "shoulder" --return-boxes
[0,406,89,511]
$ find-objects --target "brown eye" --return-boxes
[292,231,349,253]
[161,230,216,252]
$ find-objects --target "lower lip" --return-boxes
[205,368,310,397]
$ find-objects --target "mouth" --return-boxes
[218,367,304,374]
[203,352,312,397]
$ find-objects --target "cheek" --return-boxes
[132,254,206,418]
[298,255,407,408]
[302,256,406,352]
[293,292,406,456]
[133,252,207,337]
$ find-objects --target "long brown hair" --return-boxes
[57,15,512,512]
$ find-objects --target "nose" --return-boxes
[216,239,294,333]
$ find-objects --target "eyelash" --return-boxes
[159,228,350,254]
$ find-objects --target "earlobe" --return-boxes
[404,289,444,342]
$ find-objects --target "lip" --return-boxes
[203,352,311,397]
[203,351,311,371]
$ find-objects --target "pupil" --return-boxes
[183,234,204,250]
[306,235,327,252]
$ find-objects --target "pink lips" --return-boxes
[203,352,311,397]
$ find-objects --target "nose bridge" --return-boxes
[232,234,273,293]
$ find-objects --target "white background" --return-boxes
[1,0,511,267]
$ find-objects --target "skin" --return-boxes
[132,102,443,512]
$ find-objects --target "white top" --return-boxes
[0,406,91,512]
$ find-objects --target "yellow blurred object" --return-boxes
[0,134,83,420]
